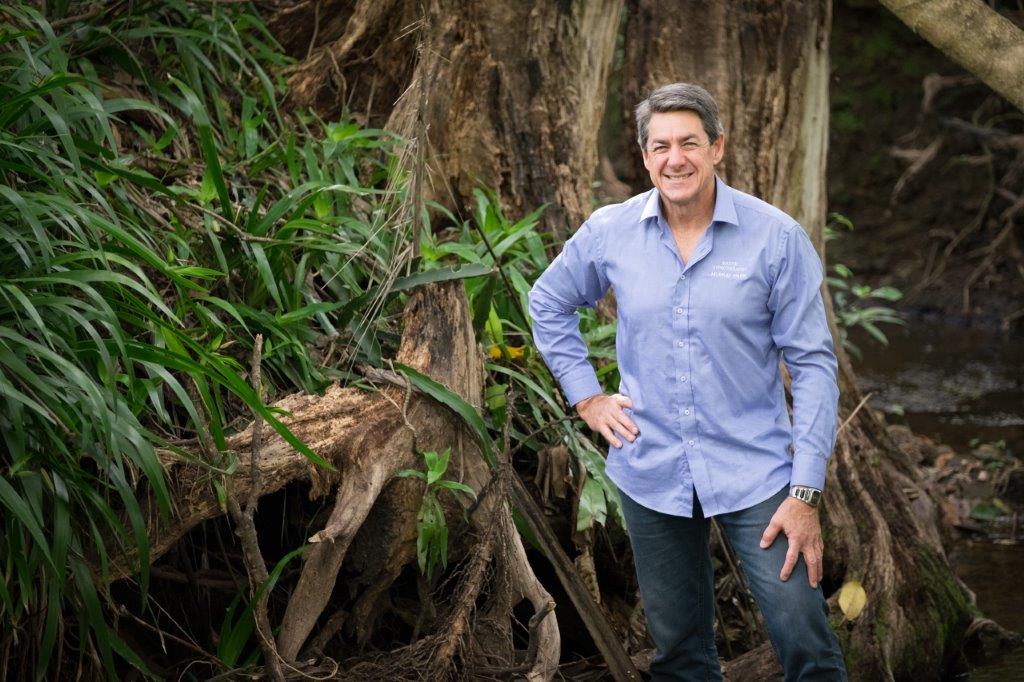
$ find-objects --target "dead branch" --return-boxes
[509,473,642,681]
[225,335,284,681]
[889,137,943,206]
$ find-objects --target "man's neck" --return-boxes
[661,182,716,234]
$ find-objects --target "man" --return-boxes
[527,83,847,681]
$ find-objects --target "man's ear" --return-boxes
[711,135,726,165]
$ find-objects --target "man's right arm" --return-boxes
[528,222,638,447]
[527,220,609,407]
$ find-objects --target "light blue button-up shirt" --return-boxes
[528,177,839,517]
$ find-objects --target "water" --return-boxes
[849,320,1024,456]
[850,319,1024,679]
[950,540,1024,680]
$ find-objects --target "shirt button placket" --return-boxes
[678,269,693,455]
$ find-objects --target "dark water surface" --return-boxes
[849,320,1024,455]
[951,540,1024,681]
[850,320,1024,679]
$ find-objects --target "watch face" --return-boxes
[791,487,820,505]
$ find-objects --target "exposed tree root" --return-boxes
[112,281,574,678]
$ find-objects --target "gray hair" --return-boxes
[635,83,724,149]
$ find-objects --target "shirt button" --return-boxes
[675,307,684,314]
[684,409,691,415]
[688,440,695,446]
[680,376,688,382]
[680,274,687,280]
[676,340,685,347]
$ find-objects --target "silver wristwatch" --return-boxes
[789,485,822,507]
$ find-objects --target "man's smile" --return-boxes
[663,170,695,182]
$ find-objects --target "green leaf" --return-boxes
[872,286,903,301]
[173,77,233,221]
[435,479,476,499]
[0,477,56,573]
[970,503,999,522]
[831,263,853,278]
[393,363,495,467]
[485,304,504,346]
[576,474,608,532]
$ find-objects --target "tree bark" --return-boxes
[878,0,1024,113]
[278,0,623,240]
[620,1,975,679]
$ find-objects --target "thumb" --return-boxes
[615,394,633,409]
[760,520,780,549]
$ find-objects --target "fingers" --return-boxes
[760,520,781,549]
[780,545,799,582]
[611,411,639,439]
[581,394,640,449]
[771,534,824,587]
[806,553,822,588]
[598,424,622,449]
[600,419,636,449]
[805,541,824,588]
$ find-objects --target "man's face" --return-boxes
[641,110,725,210]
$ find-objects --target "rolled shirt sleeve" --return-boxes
[767,224,840,491]
[528,220,611,407]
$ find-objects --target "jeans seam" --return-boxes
[700,522,714,681]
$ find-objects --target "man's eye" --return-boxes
[682,143,699,151]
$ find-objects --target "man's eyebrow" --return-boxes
[649,133,700,145]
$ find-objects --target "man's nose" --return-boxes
[666,145,687,167]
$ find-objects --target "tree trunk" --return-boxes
[620,1,975,679]
[878,0,1024,113]
[277,0,623,240]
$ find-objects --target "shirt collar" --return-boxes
[641,175,739,228]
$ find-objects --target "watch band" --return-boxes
[789,485,822,507]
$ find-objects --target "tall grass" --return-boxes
[0,2,421,676]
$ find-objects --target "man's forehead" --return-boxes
[648,130,702,142]
[647,111,705,140]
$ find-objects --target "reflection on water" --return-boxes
[951,540,1024,681]
[851,319,1024,679]
[849,320,1024,455]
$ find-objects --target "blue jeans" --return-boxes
[619,485,847,682]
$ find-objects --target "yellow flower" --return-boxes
[487,345,526,361]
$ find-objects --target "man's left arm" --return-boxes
[759,223,840,588]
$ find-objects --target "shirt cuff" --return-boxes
[559,366,603,407]
[790,451,827,491]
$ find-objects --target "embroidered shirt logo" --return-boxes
[708,259,748,280]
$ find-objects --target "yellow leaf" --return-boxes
[838,580,867,620]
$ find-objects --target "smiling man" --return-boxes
[528,83,847,680]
